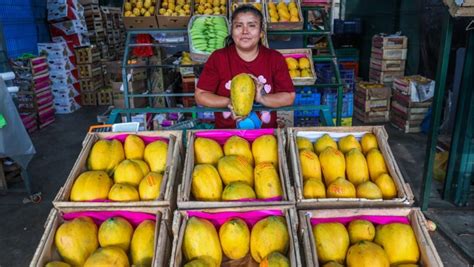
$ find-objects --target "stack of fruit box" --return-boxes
[354,81,391,123]
[369,34,407,86]
[286,126,442,266]
[10,56,55,130]
[101,7,126,60]
[30,131,183,266]
[80,0,106,46]
[38,42,82,114]
[390,76,434,133]
[171,129,301,266]
[265,0,304,30]
[156,0,193,28]
[75,45,105,106]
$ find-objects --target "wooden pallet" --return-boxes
[97,88,113,105]
[74,46,100,64]
[81,92,98,106]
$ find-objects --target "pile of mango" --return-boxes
[191,134,283,201]
[267,0,300,22]
[45,216,155,266]
[124,0,156,17]
[70,134,168,202]
[313,219,420,266]
[182,215,290,265]
[285,56,313,78]
[194,0,227,15]
[298,133,398,199]
[158,0,191,16]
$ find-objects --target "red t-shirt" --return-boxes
[197,44,294,129]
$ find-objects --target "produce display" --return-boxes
[230,1,262,12]
[70,134,168,202]
[191,134,283,201]
[124,0,156,17]
[285,56,313,78]
[194,0,227,15]
[189,16,228,54]
[45,216,156,267]
[158,0,191,16]
[298,133,398,200]
[312,219,420,266]
[182,215,290,265]
[267,0,300,22]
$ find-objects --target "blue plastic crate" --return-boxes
[294,117,320,127]
[316,64,355,91]
[294,87,321,118]
[334,19,362,34]
[322,91,354,118]
[2,22,38,57]
[0,6,34,21]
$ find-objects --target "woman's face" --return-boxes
[231,12,261,51]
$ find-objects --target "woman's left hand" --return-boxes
[249,74,265,105]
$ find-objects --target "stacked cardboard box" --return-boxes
[354,81,391,123]
[369,34,407,86]
[38,42,82,114]
[10,56,55,130]
[75,45,105,106]
[390,76,435,133]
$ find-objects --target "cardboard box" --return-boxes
[265,0,304,30]
[50,20,88,36]
[156,0,192,28]
[122,1,159,29]
[38,42,74,59]
[52,34,91,49]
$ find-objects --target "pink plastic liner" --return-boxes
[283,53,307,59]
[310,215,410,226]
[105,133,169,144]
[225,196,283,202]
[195,129,274,145]
[63,211,156,228]
[187,210,284,228]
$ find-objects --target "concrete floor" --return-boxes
[0,107,472,266]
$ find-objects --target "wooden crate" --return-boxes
[84,4,102,19]
[371,47,408,60]
[86,18,104,31]
[53,131,183,209]
[177,129,295,209]
[299,208,443,267]
[370,58,406,72]
[372,34,408,49]
[443,0,474,17]
[29,207,172,267]
[79,75,104,92]
[97,88,113,105]
[354,107,390,124]
[287,126,415,209]
[265,0,304,30]
[78,64,102,78]
[391,114,423,134]
[277,48,317,86]
[81,92,98,106]
[369,68,404,84]
[75,46,101,64]
[170,206,301,266]
[354,82,391,112]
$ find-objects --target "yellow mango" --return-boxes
[219,218,250,260]
[345,148,369,185]
[70,171,113,201]
[224,135,254,165]
[252,134,278,167]
[231,73,256,117]
[194,137,223,165]
[218,155,254,186]
[131,220,155,266]
[366,148,388,181]
[299,149,322,181]
[319,147,346,185]
[192,164,223,201]
[144,140,168,173]
[254,162,282,199]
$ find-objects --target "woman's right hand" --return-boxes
[227,103,245,121]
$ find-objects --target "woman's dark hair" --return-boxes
[224,4,264,47]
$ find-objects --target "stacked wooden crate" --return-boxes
[82,1,106,46]
[354,81,391,123]
[100,7,125,60]
[369,34,407,86]
[75,45,104,106]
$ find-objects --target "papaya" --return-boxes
[219,218,250,260]
[124,134,145,159]
[183,217,222,265]
[345,148,369,185]
[224,135,254,165]
[375,173,397,199]
[327,177,356,198]
[108,183,140,202]
[252,135,278,168]
[361,133,378,155]
[218,155,254,186]
[374,223,420,265]
[356,181,383,199]
[231,73,256,116]
[314,134,337,155]
[322,262,344,267]
[348,220,375,244]
[114,159,146,187]
[138,172,163,200]
[338,135,362,154]
[131,220,155,266]
[194,137,223,165]
[299,149,322,181]
[184,256,219,267]
[312,222,349,264]
[45,262,71,267]
[260,251,290,267]
[250,216,289,263]
[144,140,168,173]
[296,136,314,152]
[319,147,345,185]
[222,182,256,201]
[303,178,326,199]
[83,246,130,267]
[346,241,390,267]
[87,139,124,174]
[366,148,388,181]
[192,164,223,201]
[254,162,282,199]
[98,217,134,251]
[70,171,113,201]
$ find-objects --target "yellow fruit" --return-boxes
[366,148,388,181]
[252,134,278,167]
[125,2,132,11]
[269,9,279,19]
[219,218,250,260]
[260,251,290,267]
[314,134,338,155]
[194,137,223,165]
[270,17,278,22]
[268,2,277,10]
[133,7,140,15]
[222,181,256,200]
[218,155,254,186]
[114,159,146,186]
[277,1,287,10]
[357,181,383,199]
[45,262,71,267]
[301,69,312,77]
[70,171,113,201]
[289,7,298,16]
[299,149,322,181]
[361,133,378,154]
[55,217,98,266]
[250,216,289,263]
[346,241,390,267]
[374,173,397,199]
[144,11,151,16]
[130,159,150,177]
[288,2,297,9]
[140,7,147,14]
[253,2,262,11]
[108,183,139,201]
[98,217,134,251]
[131,220,155,266]
[338,135,362,154]
[345,148,369,185]
[319,147,346,185]
[224,135,254,165]
[327,177,356,198]
[144,0,151,8]
[285,57,298,71]
[84,246,130,267]
[183,217,222,265]
[395,264,419,267]
[290,16,299,22]
[303,178,326,198]
[348,220,375,244]
[139,172,163,200]
[124,10,133,16]
[184,256,219,267]
[374,223,420,265]
[136,1,143,8]
[296,136,313,151]
[312,222,349,264]
[144,140,168,173]
[322,262,344,267]
[231,73,256,117]
[192,164,223,201]
[87,139,124,174]
[254,162,282,199]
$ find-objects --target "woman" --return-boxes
[195,5,295,129]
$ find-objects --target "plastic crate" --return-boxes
[322,91,354,118]
[316,64,355,91]
[334,19,362,34]
[294,87,321,118]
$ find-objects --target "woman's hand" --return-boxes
[227,103,245,121]
[248,74,266,105]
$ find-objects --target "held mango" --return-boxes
[231,73,256,116]
[183,217,222,265]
